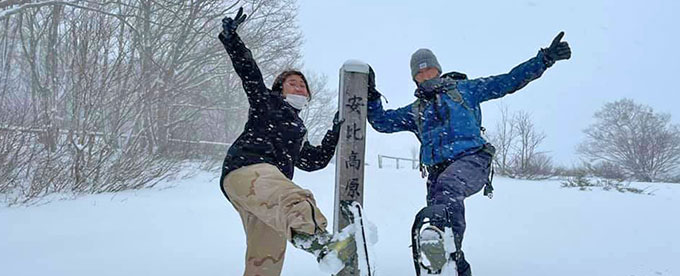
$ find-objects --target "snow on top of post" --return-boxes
[341,60,370,74]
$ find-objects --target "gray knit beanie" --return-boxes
[410,48,442,79]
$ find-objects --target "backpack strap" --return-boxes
[440,71,480,125]
[411,99,426,137]
[411,80,470,134]
[410,99,427,177]
[441,82,480,125]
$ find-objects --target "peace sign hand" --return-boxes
[222,7,247,39]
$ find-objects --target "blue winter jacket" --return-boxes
[367,51,550,166]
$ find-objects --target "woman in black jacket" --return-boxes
[218,8,354,276]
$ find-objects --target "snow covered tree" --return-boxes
[578,99,680,182]
[0,0,333,204]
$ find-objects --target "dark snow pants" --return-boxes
[426,150,492,275]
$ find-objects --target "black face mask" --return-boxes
[414,78,444,100]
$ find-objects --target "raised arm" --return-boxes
[459,32,572,104]
[458,52,548,104]
[218,8,268,104]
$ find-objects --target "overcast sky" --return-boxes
[296,0,680,166]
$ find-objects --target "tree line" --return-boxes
[0,0,336,205]
[489,99,680,183]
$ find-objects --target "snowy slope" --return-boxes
[1,164,679,276]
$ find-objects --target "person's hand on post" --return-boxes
[367,66,382,102]
[331,111,345,134]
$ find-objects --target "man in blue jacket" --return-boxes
[367,32,571,275]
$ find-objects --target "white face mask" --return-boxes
[284,94,309,110]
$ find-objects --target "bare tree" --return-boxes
[578,99,680,182]
[299,72,337,145]
[488,103,515,175]
[511,111,549,176]
[0,0,321,205]
[584,161,627,181]
[524,152,554,179]
[189,0,306,149]
[488,107,553,179]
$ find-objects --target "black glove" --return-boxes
[541,31,572,67]
[367,66,382,102]
[221,7,247,40]
[331,111,345,134]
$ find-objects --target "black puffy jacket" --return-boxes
[218,32,339,189]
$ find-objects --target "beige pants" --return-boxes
[223,163,328,276]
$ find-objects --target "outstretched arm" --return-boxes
[458,53,548,103]
[367,99,417,134]
[460,32,572,104]
[365,67,417,133]
[218,8,268,105]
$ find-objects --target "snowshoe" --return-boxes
[418,225,448,272]
[411,205,457,276]
[293,200,374,275]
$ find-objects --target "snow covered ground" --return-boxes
[2,164,679,276]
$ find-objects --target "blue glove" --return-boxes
[221,7,247,40]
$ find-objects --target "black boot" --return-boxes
[453,250,472,276]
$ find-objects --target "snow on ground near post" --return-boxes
[1,165,679,276]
